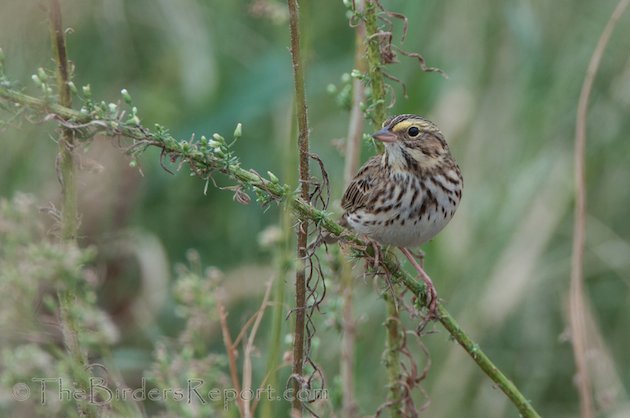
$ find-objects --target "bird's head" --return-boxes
[372,114,451,172]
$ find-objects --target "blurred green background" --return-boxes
[1,0,629,417]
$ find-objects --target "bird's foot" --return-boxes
[423,278,438,319]
[359,236,383,271]
[399,247,439,321]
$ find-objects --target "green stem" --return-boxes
[49,0,77,241]
[0,86,86,120]
[400,280,542,418]
[260,104,295,418]
[339,257,358,418]
[259,208,290,418]
[0,85,542,418]
[364,0,386,134]
[287,0,311,415]
[383,295,403,418]
[339,2,366,415]
[570,2,629,417]
[363,3,404,415]
[47,3,97,417]
[57,291,99,418]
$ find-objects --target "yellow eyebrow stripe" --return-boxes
[392,119,436,133]
[391,119,432,133]
[391,120,415,133]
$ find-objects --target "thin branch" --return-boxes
[287,0,311,415]
[48,0,77,241]
[242,280,274,418]
[435,303,540,417]
[233,304,271,349]
[343,0,367,185]
[260,122,295,418]
[339,2,366,416]
[339,262,358,418]
[216,294,245,417]
[48,3,97,418]
[252,363,293,415]
[364,0,386,144]
[0,85,543,418]
[56,291,98,418]
[363,2,405,415]
[383,295,403,418]
[571,1,629,418]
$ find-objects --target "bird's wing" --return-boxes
[341,156,382,213]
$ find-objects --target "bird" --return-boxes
[341,114,463,315]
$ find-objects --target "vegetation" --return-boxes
[1,1,629,417]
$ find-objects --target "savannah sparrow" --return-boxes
[341,114,463,313]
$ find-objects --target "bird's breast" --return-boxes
[345,171,461,248]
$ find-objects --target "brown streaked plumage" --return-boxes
[341,114,463,314]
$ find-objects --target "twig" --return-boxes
[233,304,271,348]
[364,0,386,143]
[48,0,77,241]
[216,294,245,417]
[56,291,98,418]
[362,2,406,415]
[242,280,274,418]
[339,263,358,418]
[287,0,311,415]
[383,295,403,418]
[260,118,295,418]
[339,2,366,416]
[0,86,543,418]
[252,363,293,415]
[48,3,97,418]
[571,1,629,418]
[343,0,367,185]
[435,302,540,417]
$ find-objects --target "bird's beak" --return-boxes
[372,127,397,143]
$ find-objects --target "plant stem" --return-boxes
[0,86,86,120]
[343,0,367,185]
[339,19,365,418]
[287,0,310,415]
[339,258,357,418]
[216,298,246,417]
[571,1,629,417]
[435,304,541,418]
[243,280,274,418]
[47,3,98,417]
[48,0,77,241]
[56,291,98,418]
[260,112,295,418]
[339,3,366,416]
[260,212,290,418]
[363,3,405,415]
[364,0,386,136]
[0,85,544,418]
[383,295,403,417]
[293,215,542,418]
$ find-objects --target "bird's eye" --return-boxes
[408,126,420,137]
